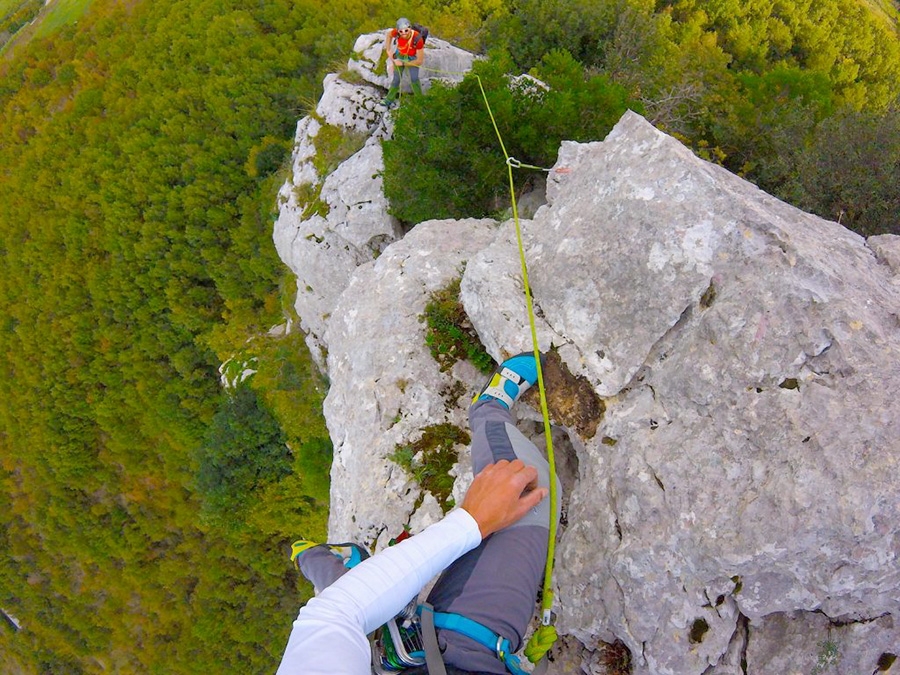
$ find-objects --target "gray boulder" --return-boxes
[464,111,900,674]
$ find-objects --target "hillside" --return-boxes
[0,0,384,670]
[1,0,899,672]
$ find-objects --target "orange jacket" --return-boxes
[390,28,424,57]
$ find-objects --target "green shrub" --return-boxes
[252,140,290,177]
[313,123,369,177]
[383,49,633,225]
[790,105,900,236]
[196,384,292,519]
[422,276,494,374]
[389,423,471,510]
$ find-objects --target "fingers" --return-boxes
[461,459,549,538]
[520,484,548,511]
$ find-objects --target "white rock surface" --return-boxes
[746,612,899,674]
[869,233,900,275]
[274,80,400,366]
[322,218,500,547]
[464,111,900,674]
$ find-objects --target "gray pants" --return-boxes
[297,400,560,674]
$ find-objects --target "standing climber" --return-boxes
[276,352,561,674]
[382,17,425,108]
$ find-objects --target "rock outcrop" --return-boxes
[275,39,900,675]
[273,33,475,368]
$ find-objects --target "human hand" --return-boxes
[461,460,548,539]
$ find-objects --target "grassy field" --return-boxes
[32,0,94,37]
[1,0,94,57]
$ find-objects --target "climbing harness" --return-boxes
[419,605,530,675]
[372,602,532,675]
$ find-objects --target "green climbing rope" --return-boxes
[408,64,562,665]
[471,71,560,665]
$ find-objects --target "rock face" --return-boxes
[488,111,900,675]
[323,218,500,548]
[275,42,900,675]
[274,32,476,368]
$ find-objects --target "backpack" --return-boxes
[410,23,429,46]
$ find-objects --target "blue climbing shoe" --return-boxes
[290,540,370,570]
[474,352,544,409]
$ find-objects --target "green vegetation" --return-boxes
[389,423,471,510]
[385,0,900,236]
[196,384,292,522]
[0,0,42,49]
[384,49,633,223]
[0,0,21,15]
[0,0,405,671]
[1,0,899,671]
[811,639,841,675]
[312,122,370,177]
[421,275,495,374]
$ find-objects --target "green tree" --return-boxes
[383,49,634,223]
[711,65,835,188]
[196,384,292,519]
[791,106,900,236]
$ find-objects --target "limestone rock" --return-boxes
[315,73,385,133]
[745,612,899,674]
[348,31,475,94]
[459,221,563,360]
[322,218,500,547]
[462,110,900,674]
[868,233,900,275]
[273,77,400,367]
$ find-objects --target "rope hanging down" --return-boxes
[471,73,560,667]
[397,64,563,668]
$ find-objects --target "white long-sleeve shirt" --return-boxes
[276,509,483,674]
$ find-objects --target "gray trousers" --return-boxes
[297,400,559,674]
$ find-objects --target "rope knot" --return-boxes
[524,624,558,664]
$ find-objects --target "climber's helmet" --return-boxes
[396,17,411,34]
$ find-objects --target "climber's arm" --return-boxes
[276,460,545,675]
[411,44,424,67]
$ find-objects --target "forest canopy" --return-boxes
[0,0,387,670]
